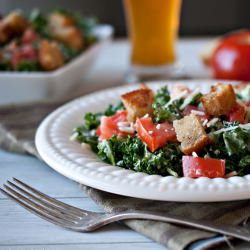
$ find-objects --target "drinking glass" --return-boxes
[123,0,183,83]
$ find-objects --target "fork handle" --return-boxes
[96,210,250,242]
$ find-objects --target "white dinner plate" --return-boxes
[35,80,250,202]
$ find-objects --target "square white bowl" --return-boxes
[0,24,113,105]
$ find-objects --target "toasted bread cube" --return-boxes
[121,88,154,122]
[0,11,27,43]
[50,26,83,50]
[201,83,236,116]
[0,22,11,43]
[49,12,75,28]
[48,12,83,50]
[173,114,210,155]
[39,40,64,71]
[3,10,28,33]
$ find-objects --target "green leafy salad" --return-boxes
[72,83,250,178]
[0,9,97,71]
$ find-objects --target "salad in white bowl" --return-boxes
[0,9,113,104]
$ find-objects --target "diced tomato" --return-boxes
[182,105,210,123]
[136,117,176,152]
[99,110,130,140]
[21,28,38,44]
[21,45,38,59]
[7,41,18,52]
[182,156,225,178]
[11,45,38,69]
[228,103,246,124]
[11,50,22,69]
[96,126,101,136]
[245,101,250,107]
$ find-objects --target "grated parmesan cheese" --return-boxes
[210,126,239,135]
[164,90,189,108]
[118,126,135,134]
[192,152,198,157]
[208,120,250,134]
[191,110,205,116]
[156,124,161,130]
[70,132,78,141]
[117,121,130,127]
[239,123,250,129]
[202,119,208,126]
[206,118,219,127]
[180,88,201,110]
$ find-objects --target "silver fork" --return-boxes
[1,178,250,241]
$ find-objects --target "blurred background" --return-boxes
[1,0,250,37]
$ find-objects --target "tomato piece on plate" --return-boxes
[182,105,209,123]
[136,117,176,152]
[182,156,225,178]
[99,110,129,140]
[228,103,245,124]
[96,126,101,136]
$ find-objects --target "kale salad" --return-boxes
[72,83,250,178]
[0,9,97,71]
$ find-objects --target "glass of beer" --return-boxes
[123,0,182,82]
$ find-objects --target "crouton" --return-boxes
[201,83,236,116]
[121,88,154,122]
[0,10,28,43]
[0,22,11,43]
[50,26,83,50]
[3,10,28,34]
[49,12,75,28]
[39,40,64,71]
[173,114,211,155]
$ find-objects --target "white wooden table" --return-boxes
[0,39,212,250]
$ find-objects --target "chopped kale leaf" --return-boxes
[153,99,183,123]
[74,125,98,152]
[29,9,49,38]
[203,124,250,175]
[83,112,102,130]
[104,102,124,116]
[154,85,170,106]
[97,135,182,177]
[153,85,183,123]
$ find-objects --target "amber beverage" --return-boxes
[124,0,182,80]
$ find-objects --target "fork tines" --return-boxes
[0,178,86,230]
